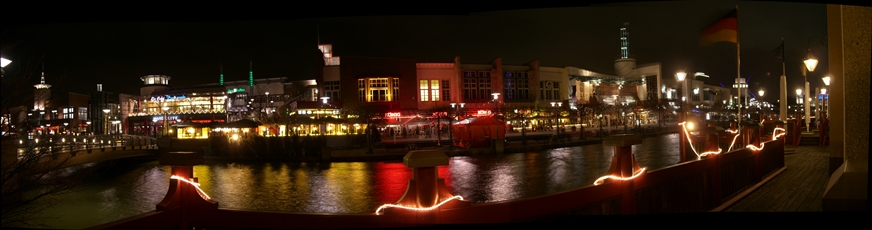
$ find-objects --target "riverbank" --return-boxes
[202,127,679,163]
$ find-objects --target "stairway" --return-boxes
[799,130,820,146]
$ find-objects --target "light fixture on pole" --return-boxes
[803,36,825,133]
[676,71,687,121]
[102,109,111,135]
[162,105,169,137]
[0,57,10,78]
[449,102,465,149]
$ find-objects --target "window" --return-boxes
[420,80,442,102]
[324,81,341,102]
[63,107,75,119]
[503,71,530,100]
[441,80,450,101]
[540,80,559,101]
[463,70,492,101]
[358,77,400,102]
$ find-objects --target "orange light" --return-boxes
[680,122,724,160]
[594,167,646,186]
[171,175,212,200]
[375,195,464,214]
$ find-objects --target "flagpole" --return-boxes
[735,4,742,129]
[780,37,788,121]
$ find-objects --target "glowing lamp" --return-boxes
[796,89,802,96]
[804,57,818,72]
[676,71,687,82]
[822,76,831,86]
[758,90,764,97]
[820,89,826,95]
[0,57,10,67]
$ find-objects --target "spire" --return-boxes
[34,63,51,89]
[220,65,224,86]
[248,61,253,87]
[620,22,629,59]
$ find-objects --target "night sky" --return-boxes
[1,1,828,107]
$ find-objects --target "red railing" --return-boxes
[87,133,785,229]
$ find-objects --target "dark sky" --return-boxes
[2,1,828,106]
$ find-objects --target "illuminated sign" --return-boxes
[386,112,401,118]
[228,88,246,93]
[476,110,491,116]
[432,112,447,117]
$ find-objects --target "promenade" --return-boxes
[719,144,830,212]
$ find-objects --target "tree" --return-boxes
[1,40,101,228]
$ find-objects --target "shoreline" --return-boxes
[201,130,679,163]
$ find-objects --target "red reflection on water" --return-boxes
[371,162,412,204]
[371,162,455,205]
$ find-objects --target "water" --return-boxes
[12,134,679,229]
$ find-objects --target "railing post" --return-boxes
[742,122,763,183]
[602,134,644,215]
[695,125,725,208]
[157,151,205,230]
[383,150,469,225]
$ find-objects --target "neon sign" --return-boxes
[386,112,401,118]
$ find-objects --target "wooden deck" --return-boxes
[721,145,830,212]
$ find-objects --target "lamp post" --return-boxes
[676,71,687,123]
[550,101,562,141]
[86,121,91,135]
[102,109,110,135]
[803,36,826,133]
[162,105,169,137]
[758,89,765,120]
[449,102,465,149]
[0,57,10,78]
[822,76,830,116]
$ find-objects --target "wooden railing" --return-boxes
[87,134,785,229]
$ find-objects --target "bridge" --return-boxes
[85,122,788,229]
[7,135,159,173]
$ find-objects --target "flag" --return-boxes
[773,40,784,62]
[699,9,738,47]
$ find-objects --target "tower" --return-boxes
[33,69,52,111]
[140,75,172,97]
[614,22,637,78]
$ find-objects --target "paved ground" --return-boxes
[721,144,830,212]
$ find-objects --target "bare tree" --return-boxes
[1,40,99,228]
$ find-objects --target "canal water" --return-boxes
[15,134,679,229]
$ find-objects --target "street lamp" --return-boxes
[86,121,91,135]
[449,102,465,149]
[758,89,765,119]
[676,71,687,123]
[102,109,110,135]
[162,105,169,137]
[803,36,826,133]
[550,101,562,140]
[1,57,10,78]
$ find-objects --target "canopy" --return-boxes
[452,116,505,148]
[220,119,260,128]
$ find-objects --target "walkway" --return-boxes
[720,145,830,212]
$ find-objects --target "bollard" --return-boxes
[742,122,762,148]
[602,134,644,214]
[156,151,216,230]
[380,150,469,222]
[699,126,721,154]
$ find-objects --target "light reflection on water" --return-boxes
[18,134,680,229]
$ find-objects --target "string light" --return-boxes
[593,167,647,186]
[170,175,212,200]
[680,122,725,160]
[375,195,464,214]
[772,128,786,140]
[725,129,741,152]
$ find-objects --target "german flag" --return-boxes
[699,9,737,47]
